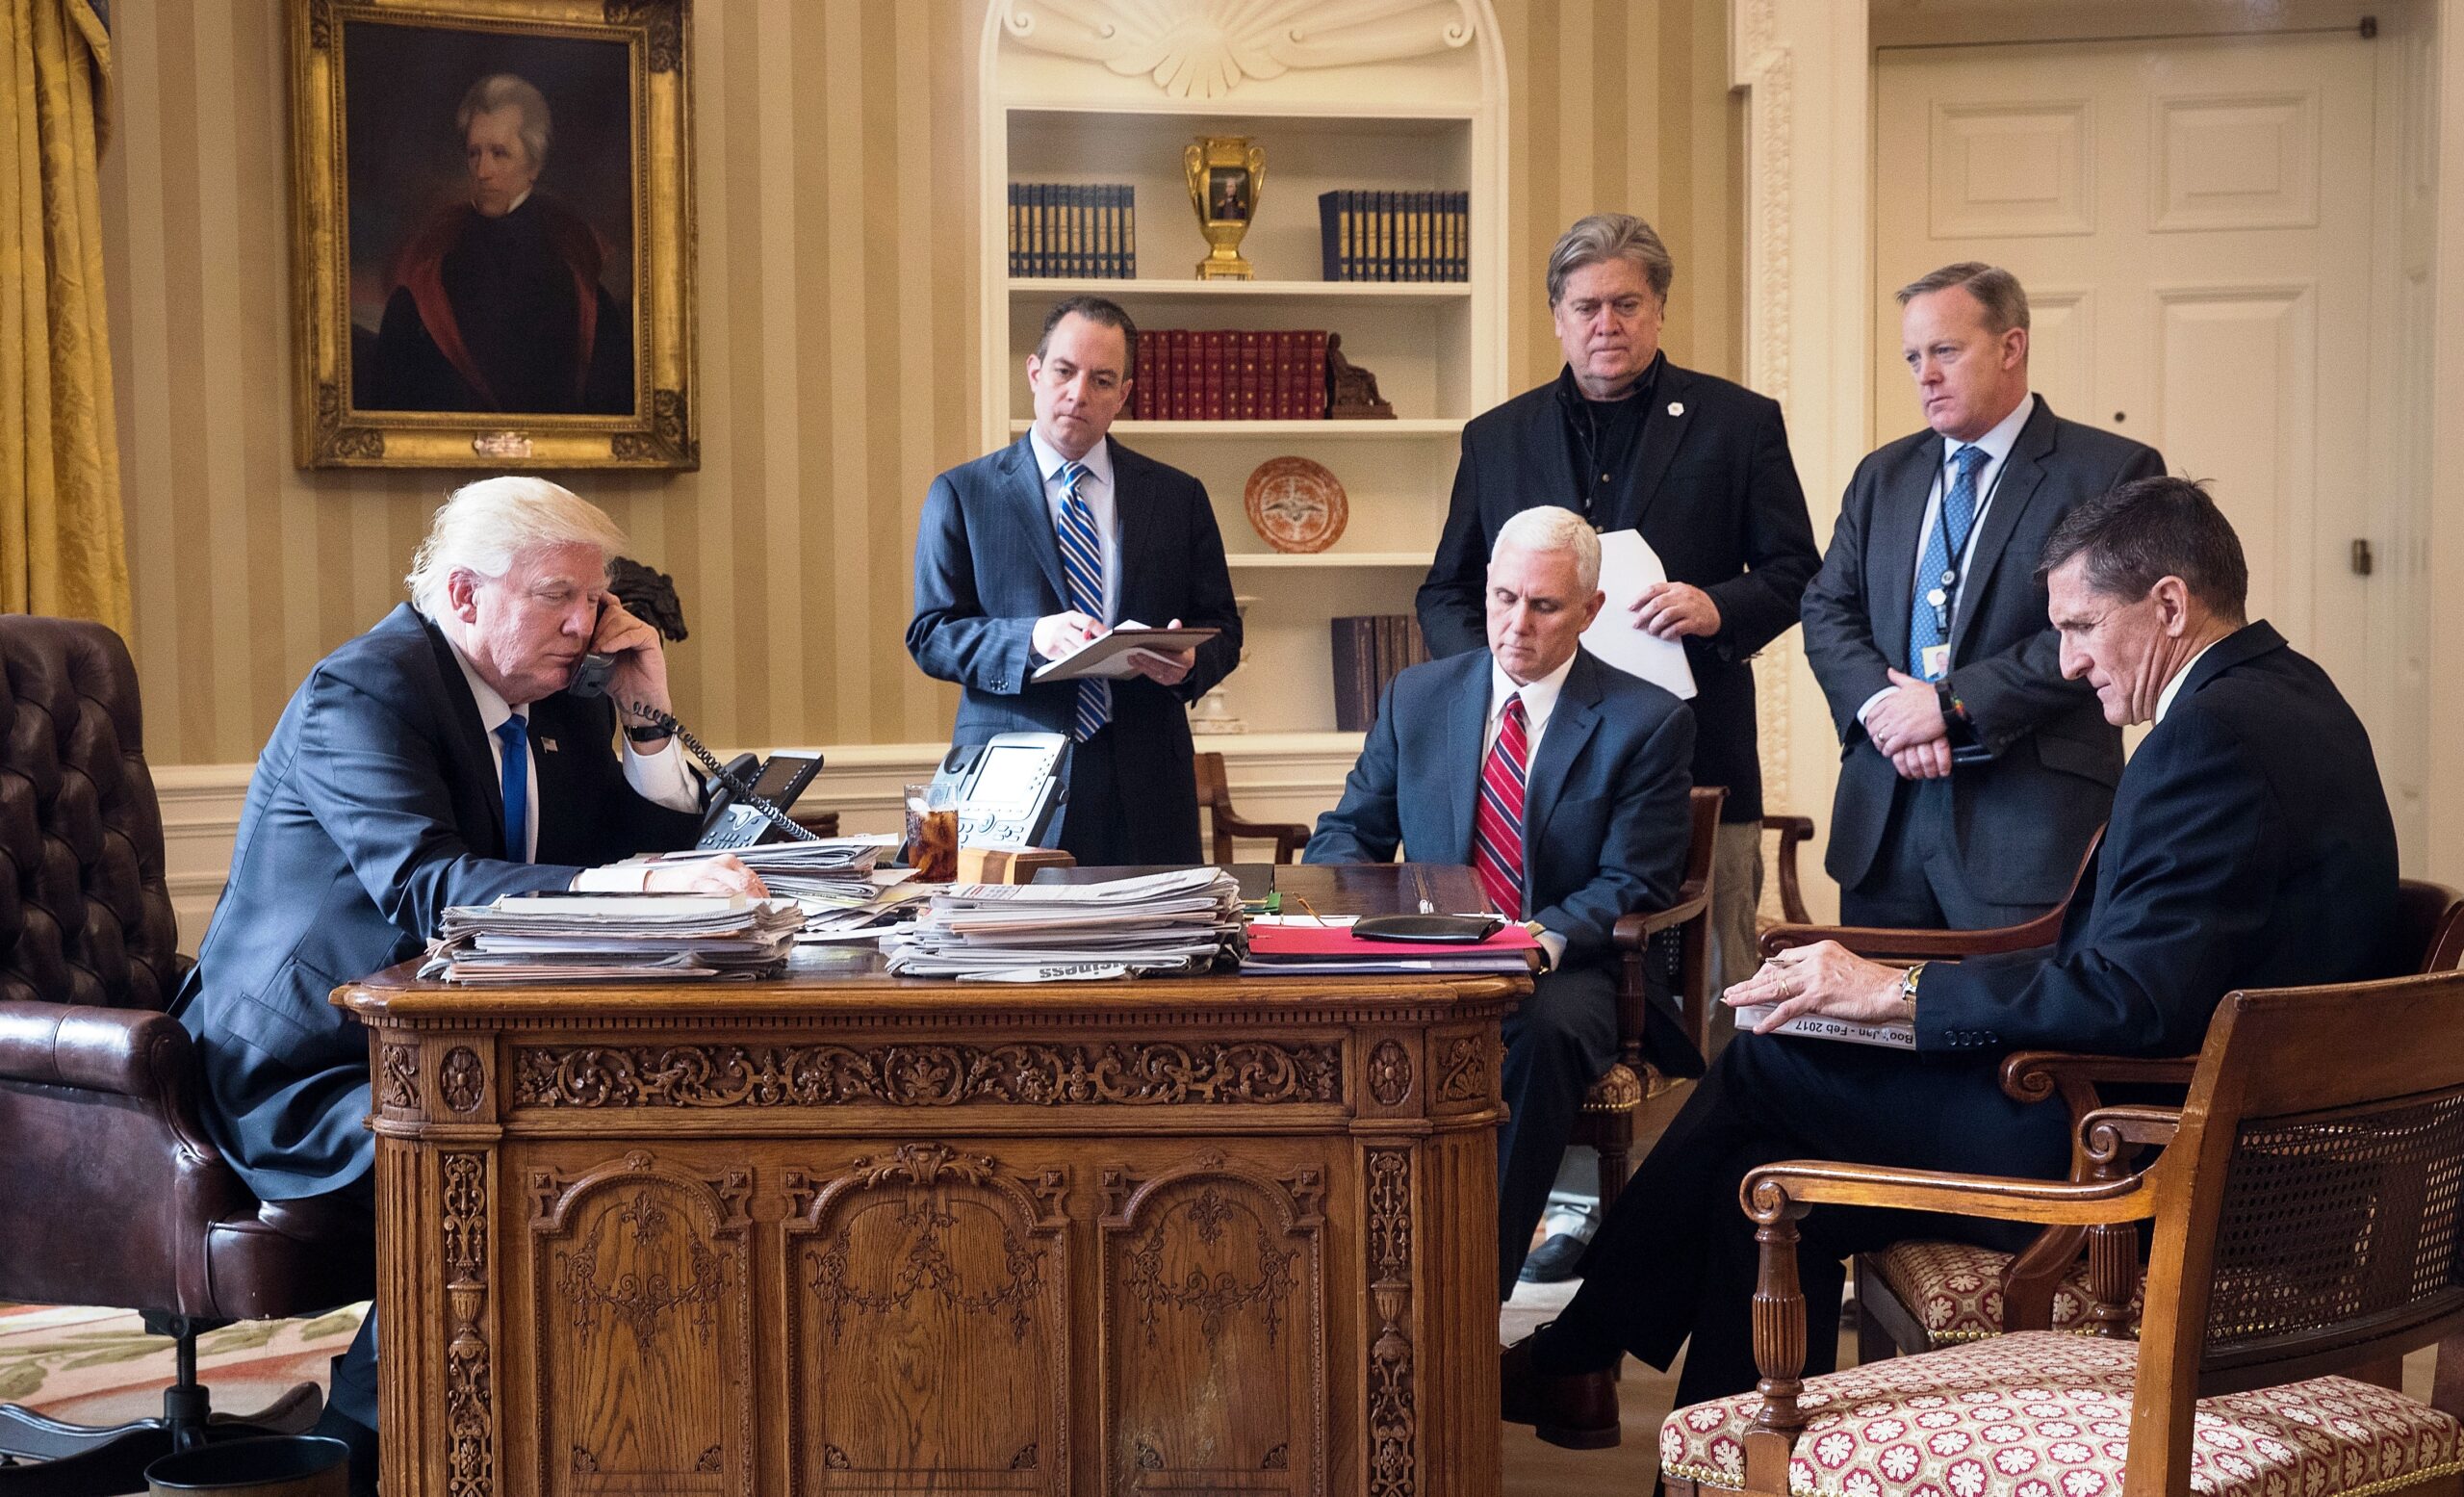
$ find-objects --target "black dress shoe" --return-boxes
[1500,1334,1621,1449]
[1518,1229,1590,1283]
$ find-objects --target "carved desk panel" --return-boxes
[341,959,1521,1497]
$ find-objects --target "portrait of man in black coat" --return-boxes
[346,32,639,418]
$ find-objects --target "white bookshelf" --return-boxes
[980,1,1506,735]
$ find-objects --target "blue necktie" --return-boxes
[1054,459,1113,741]
[495,716,529,863]
[1909,444,1990,679]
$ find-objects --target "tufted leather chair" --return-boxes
[0,617,371,1493]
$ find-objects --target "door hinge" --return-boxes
[2351,538,2375,577]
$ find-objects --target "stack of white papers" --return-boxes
[883,867,1243,981]
[647,837,898,906]
[421,892,808,983]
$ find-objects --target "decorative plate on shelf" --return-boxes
[1243,456,1348,554]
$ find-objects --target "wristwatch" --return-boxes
[624,721,671,744]
[1898,961,1927,1015]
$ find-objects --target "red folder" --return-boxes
[1244,923,1542,959]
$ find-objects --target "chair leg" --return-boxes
[1597,1137,1630,1218]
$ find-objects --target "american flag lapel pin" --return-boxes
[539,737,559,752]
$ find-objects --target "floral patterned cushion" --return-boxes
[1873,1240,2143,1346]
[1659,1330,2464,1497]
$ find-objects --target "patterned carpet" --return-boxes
[0,1301,363,1428]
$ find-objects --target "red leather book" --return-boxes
[1202,330,1227,420]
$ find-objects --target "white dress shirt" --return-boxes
[442,632,697,880]
[1486,652,1578,970]
[1028,426,1120,631]
[1860,391,2040,728]
[2153,636,2224,726]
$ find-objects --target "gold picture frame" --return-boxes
[288,0,697,470]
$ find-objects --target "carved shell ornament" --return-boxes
[1002,0,1476,100]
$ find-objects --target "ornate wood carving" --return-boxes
[1102,1159,1326,1488]
[379,1044,419,1112]
[1434,1035,1486,1104]
[1366,1147,1416,1497]
[999,0,1477,100]
[527,1151,753,1497]
[515,1039,1344,1110]
[1367,1040,1413,1107]
[783,1145,1069,1492]
[439,1046,486,1114]
[442,1151,492,1497]
[305,0,337,50]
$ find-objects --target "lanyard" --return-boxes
[1926,446,2009,633]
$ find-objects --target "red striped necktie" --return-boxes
[1473,693,1528,918]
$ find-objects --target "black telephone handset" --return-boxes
[562,621,821,846]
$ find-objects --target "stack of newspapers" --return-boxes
[883,867,1243,980]
[421,893,807,984]
[680,837,896,905]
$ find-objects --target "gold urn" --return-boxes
[1184,135,1267,280]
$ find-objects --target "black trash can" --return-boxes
[144,1434,350,1496]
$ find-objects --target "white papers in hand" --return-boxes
[1580,529,1698,700]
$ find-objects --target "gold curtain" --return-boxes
[0,0,128,635]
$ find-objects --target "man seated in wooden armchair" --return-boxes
[1306,506,1699,1298]
[1499,476,2401,1450]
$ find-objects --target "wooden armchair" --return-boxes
[1759,814,1815,927]
[1662,968,2464,1497]
[1194,751,1309,865]
[1574,786,1726,1213]
[1767,860,2464,1363]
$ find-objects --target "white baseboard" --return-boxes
[147,734,1366,956]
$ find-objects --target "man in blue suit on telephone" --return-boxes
[910,296,1244,865]
[172,477,761,1494]
[1306,505,1698,1293]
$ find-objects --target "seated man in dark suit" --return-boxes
[1502,476,2399,1449]
[172,477,764,1494]
[1306,505,1697,1295]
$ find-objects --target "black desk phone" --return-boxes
[698,752,822,849]
[929,732,1070,847]
[569,647,823,847]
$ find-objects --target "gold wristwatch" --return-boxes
[1898,961,1927,1016]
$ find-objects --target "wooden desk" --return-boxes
[340,865,1521,1497]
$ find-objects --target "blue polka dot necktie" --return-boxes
[1909,444,1989,680]
[1055,459,1112,741]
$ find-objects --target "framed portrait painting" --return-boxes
[288,0,697,469]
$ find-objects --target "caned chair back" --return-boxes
[2128,970,2464,1490]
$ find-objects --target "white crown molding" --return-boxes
[997,0,1477,99]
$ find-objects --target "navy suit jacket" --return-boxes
[173,605,703,1200]
[1802,398,2165,905]
[1917,622,2400,1058]
[1416,363,1818,822]
[908,435,1242,862]
[1305,648,1695,975]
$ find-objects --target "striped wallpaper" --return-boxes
[98,0,1739,765]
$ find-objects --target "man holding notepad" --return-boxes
[910,295,1243,865]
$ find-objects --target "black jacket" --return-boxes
[1416,362,1817,821]
[1918,621,2400,1055]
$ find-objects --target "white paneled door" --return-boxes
[1874,33,2381,736]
